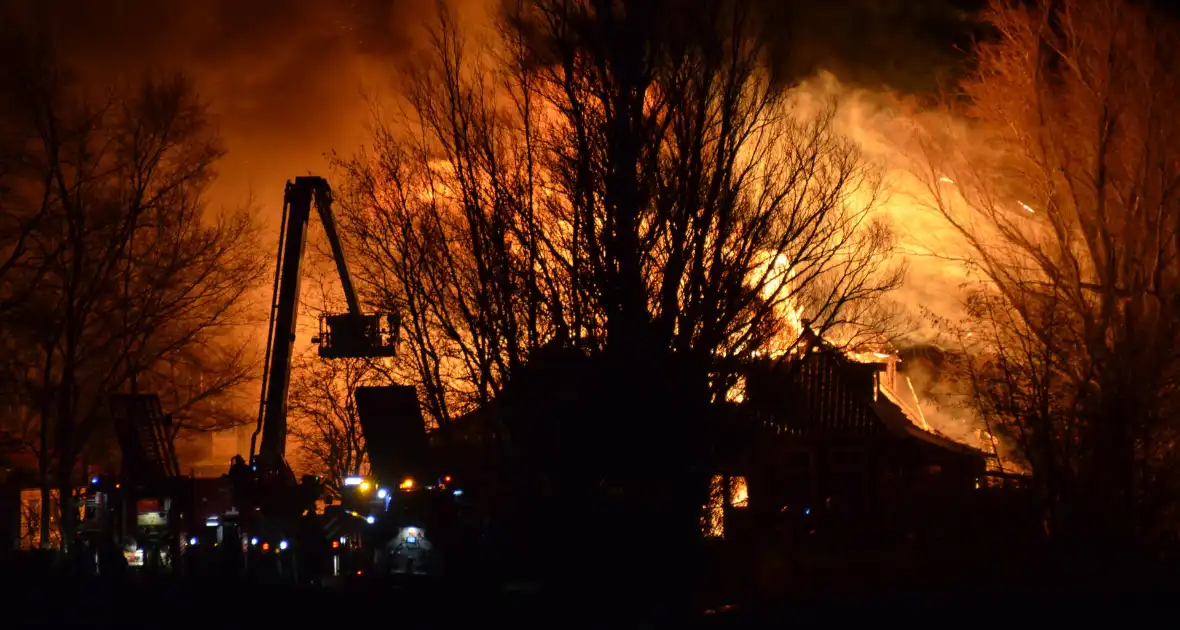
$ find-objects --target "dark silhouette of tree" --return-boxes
[914,0,1180,549]
[334,0,903,428]
[0,31,266,551]
[332,0,904,599]
[287,349,377,498]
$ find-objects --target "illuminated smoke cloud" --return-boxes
[3,0,487,219]
[4,1,994,453]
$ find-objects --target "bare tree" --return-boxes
[0,31,266,550]
[913,0,1180,547]
[329,1,905,593]
[333,0,902,430]
[287,349,382,498]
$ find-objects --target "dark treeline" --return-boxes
[913,0,1180,557]
[329,0,903,598]
[3,0,1180,598]
[0,28,266,550]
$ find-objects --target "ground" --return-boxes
[4,571,1176,629]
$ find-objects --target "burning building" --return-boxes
[715,329,989,542]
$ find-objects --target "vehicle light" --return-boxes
[377,488,388,499]
[339,536,347,543]
[344,476,363,486]
[359,481,371,492]
[91,476,99,485]
[399,478,414,490]
[444,475,452,483]
[189,537,197,545]
[366,515,376,524]
[452,489,463,497]
[279,540,289,550]
[406,536,417,544]
[261,543,270,551]
[250,538,258,546]
[332,540,340,549]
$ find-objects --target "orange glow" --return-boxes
[332,541,339,549]
[701,475,726,538]
[399,478,414,490]
[905,376,932,432]
[444,475,452,483]
[729,476,749,508]
[261,543,270,551]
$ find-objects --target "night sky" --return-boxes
[2,0,483,222]
[2,0,983,223]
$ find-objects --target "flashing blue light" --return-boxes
[406,536,417,544]
[366,515,376,524]
[452,489,463,497]
[250,537,258,546]
[377,488,388,499]
[189,537,198,545]
[804,508,811,515]
[279,540,289,550]
[344,476,363,486]
[90,476,99,485]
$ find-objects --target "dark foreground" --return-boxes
[4,569,1178,629]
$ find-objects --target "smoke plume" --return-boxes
[5,0,996,452]
[4,0,491,223]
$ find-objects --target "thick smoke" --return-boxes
[6,1,995,458]
[8,0,979,230]
[789,74,978,343]
[787,74,1016,460]
[5,0,489,221]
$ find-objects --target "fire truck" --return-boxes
[215,176,403,581]
[80,176,407,581]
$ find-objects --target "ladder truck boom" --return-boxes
[251,176,398,476]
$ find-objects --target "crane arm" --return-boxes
[251,177,319,474]
[250,176,398,476]
[310,183,363,318]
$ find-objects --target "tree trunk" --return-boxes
[38,351,54,550]
[56,332,77,554]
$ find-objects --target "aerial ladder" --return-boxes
[249,176,398,476]
[77,177,397,578]
[224,176,397,579]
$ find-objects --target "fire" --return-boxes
[750,252,806,355]
[846,350,893,363]
[729,476,749,508]
[905,375,932,432]
[701,474,726,538]
[700,474,749,539]
[780,74,1022,455]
